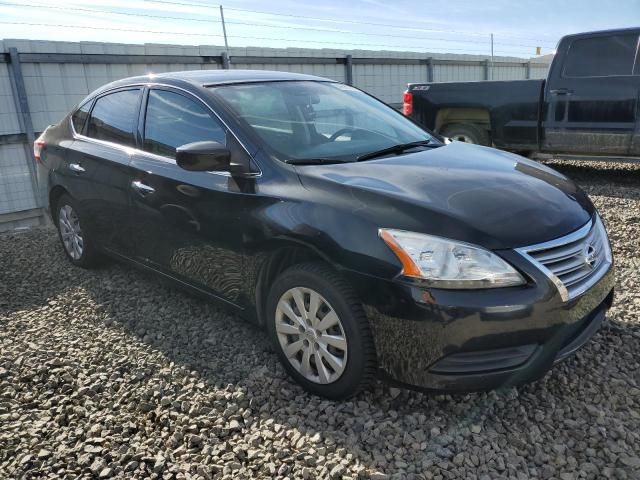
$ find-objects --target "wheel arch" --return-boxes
[434,107,491,134]
[253,239,342,328]
[48,185,70,220]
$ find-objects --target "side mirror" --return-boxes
[176,141,231,172]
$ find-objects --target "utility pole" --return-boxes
[490,33,494,80]
[220,5,230,64]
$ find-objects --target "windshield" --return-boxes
[209,81,436,162]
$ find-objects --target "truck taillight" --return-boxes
[402,91,413,116]
[34,138,45,163]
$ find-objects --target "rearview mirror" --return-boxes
[176,141,231,172]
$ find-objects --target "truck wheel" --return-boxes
[442,123,490,146]
[266,262,376,399]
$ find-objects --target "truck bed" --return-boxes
[408,79,545,151]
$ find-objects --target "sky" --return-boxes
[0,0,638,59]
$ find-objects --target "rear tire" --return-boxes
[54,194,104,268]
[442,123,490,146]
[266,262,376,399]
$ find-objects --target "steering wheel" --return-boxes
[328,128,358,141]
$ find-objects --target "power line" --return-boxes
[0,21,223,37]
[0,1,217,22]
[0,21,529,54]
[139,0,213,7]
[140,0,558,44]
[223,19,554,49]
[223,5,558,44]
[0,1,554,50]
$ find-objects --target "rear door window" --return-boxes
[564,34,638,77]
[71,100,92,134]
[86,89,141,147]
[143,89,226,159]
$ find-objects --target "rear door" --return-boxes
[542,31,639,155]
[66,87,142,254]
[128,86,250,306]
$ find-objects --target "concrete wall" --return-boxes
[0,39,551,227]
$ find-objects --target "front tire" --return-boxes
[55,194,103,268]
[266,263,376,399]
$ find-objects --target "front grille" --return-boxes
[517,216,612,301]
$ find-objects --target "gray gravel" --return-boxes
[1,159,639,480]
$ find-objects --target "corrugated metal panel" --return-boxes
[434,63,485,82]
[0,143,36,214]
[492,65,527,80]
[0,63,21,135]
[354,63,428,103]
[530,65,550,79]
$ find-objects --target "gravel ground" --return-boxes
[1,160,639,480]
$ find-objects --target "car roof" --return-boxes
[99,69,336,92]
[166,69,335,85]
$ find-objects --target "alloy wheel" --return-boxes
[275,287,348,384]
[58,204,84,260]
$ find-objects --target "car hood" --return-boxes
[295,142,594,250]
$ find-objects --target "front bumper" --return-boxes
[405,296,610,392]
[351,252,615,392]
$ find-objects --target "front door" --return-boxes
[129,87,251,307]
[542,31,639,156]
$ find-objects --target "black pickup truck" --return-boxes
[404,27,640,158]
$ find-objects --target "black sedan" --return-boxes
[35,70,614,399]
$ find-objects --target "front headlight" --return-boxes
[379,229,525,289]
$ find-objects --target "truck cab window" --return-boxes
[563,34,638,77]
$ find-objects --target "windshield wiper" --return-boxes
[284,158,345,165]
[356,140,436,162]
[285,140,437,165]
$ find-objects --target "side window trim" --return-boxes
[140,86,227,162]
[136,87,150,149]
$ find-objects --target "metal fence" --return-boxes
[0,39,551,230]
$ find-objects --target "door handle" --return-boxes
[68,163,86,173]
[131,180,155,197]
[550,88,573,96]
